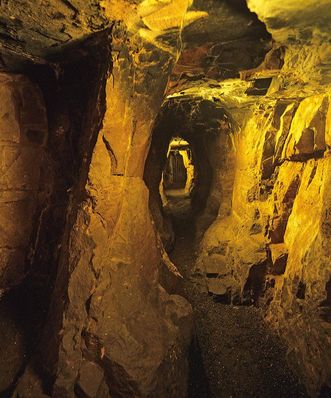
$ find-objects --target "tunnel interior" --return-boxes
[0,1,330,397]
[161,137,195,218]
[144,97,233,252]
[162,138,192,193]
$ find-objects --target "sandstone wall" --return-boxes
[199,93,331,395]
[194,117,236,238]
[39,21,193,398]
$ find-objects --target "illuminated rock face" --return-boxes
[39,22,193,398]
[170,2,331,395]
[199,94,331,395]
[0,2,195,395]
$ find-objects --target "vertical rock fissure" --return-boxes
[4,29,115,397]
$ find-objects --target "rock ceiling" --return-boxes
[0,0,330,103]
[169,0,271,91]
[0,1,269,74]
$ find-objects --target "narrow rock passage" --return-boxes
[167,198,308,398]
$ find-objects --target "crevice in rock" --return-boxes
[0,28,113,396]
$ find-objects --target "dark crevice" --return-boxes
[0,28,113,396]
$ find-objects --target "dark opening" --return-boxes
[144,97,230,252]
[161,137,196,220]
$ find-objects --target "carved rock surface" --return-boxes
[199,93,331,395]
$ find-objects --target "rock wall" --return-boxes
[36,20,193,398]
[0,1,329,396]
[190,2,331,394]
[0,73,48,290]
[199,93,331,395]
[193,112,236,237]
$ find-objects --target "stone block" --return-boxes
[282,95,328,160]
[274,102,297,161]
[295,127,314,156]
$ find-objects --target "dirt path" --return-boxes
[168,214,308,398]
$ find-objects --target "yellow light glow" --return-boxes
[101,0,207,52]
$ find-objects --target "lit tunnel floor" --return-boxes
[168,215,309,398]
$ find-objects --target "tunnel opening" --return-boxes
[161,137,195,220]
[144,97,233,254]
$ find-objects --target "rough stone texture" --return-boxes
[0,73,47,289]
[0,0,330,397]
[12,365,50,398]
[206,278,227,296]
[198,93,331,395]
[0,0,109,65]
[245,0,331,100]
[168,0,271,93]
[267,154,331,394]
[37,16,193,398]
[269,244,288,275]
[0,4,197,396]
[76,360,109,397]
[0,293,26,393]
[158,247,185,296]
[159,2,331,395]
[144,97,236,250]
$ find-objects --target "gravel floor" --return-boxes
[167,202,309,398]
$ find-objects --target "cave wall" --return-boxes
[35,20,193,398]
[0,3,198,394]
[182,1,331,394]
[198,93,331,395]
[0,0,330,396]
[0,73,48,290]
[0,72,49,394]
[193,114,236,238]
[0,31,122,396]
